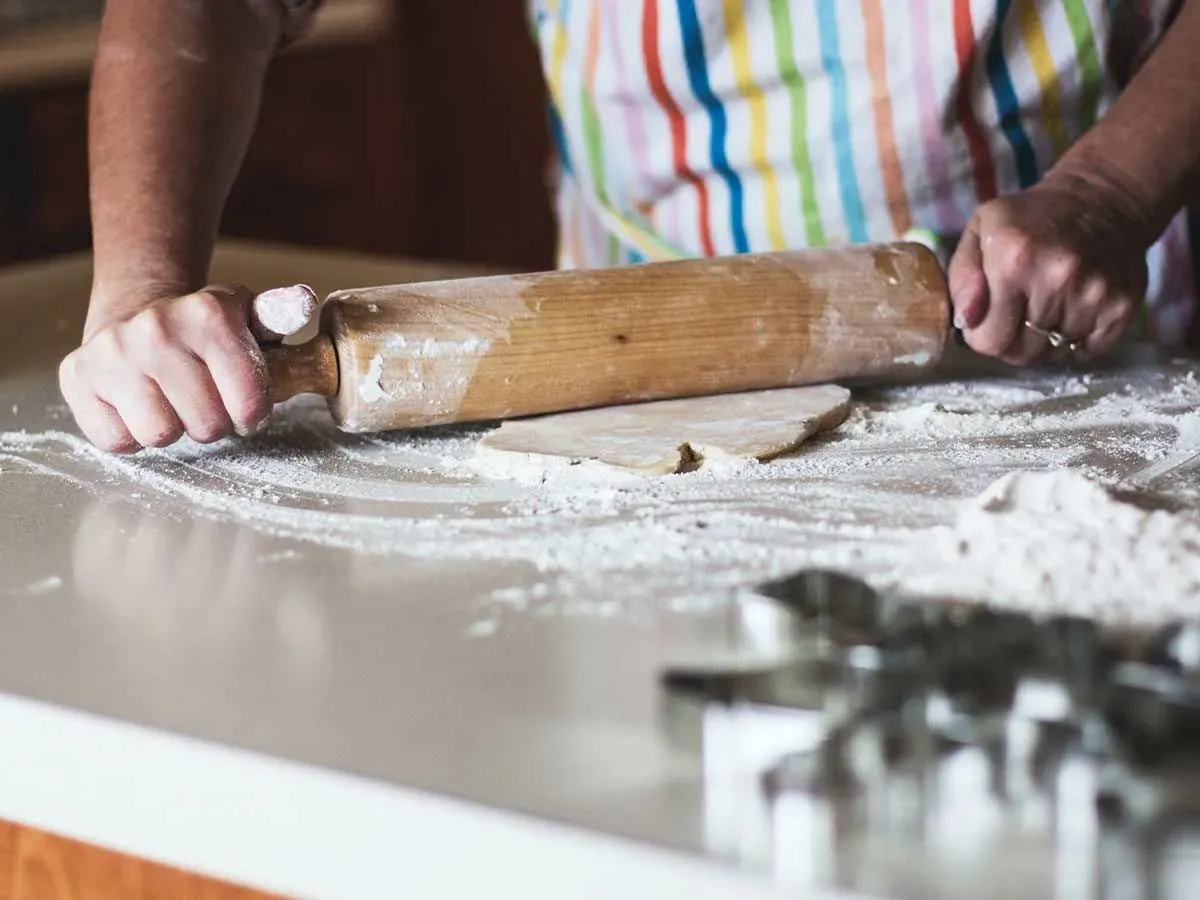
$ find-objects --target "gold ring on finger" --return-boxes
[1023,319,1076,350]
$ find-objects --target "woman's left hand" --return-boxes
[946,171,1151,365]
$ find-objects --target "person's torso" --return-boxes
[533,0,1197,343]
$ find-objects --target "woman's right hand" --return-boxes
[60,284,275,453]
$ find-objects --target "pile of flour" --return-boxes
[4,359,1200,627]
[885,469,1200,623]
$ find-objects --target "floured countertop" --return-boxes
[2,243,1200,900]
[5,349,1199,628]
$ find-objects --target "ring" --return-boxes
[1024,319,1080,353]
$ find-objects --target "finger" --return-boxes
[1003,279,1069,367]
[1078,295,1137,361]
[72,395,139,453]
[947,217,988,330]
[148,349,236,443]
[58,355,139,453]
[200,283,252,304]
[964,276,1028,360]
[250,285,319,342]
[181,288,272,435]
[1000,319,1054,368]
[104,375,185,449]
[194,283,256,327]
[1055,275,1105,346]
[201,333,271,436]
[965,229,1035,359]
[1077,320,1123,361]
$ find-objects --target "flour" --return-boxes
[359,355,387,403]
[392,334,493,359]
[886,470,1200,625]
[251,284,317,338]
[893,351,934,367]
[4,357,1200,627]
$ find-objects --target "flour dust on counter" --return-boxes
[885,469,1200,622]
[3,355,1200,628]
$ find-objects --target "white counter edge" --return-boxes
[0,691,875,900]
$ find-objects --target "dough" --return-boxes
[475,385,851,476]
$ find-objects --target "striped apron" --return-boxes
[533,0,1198,345]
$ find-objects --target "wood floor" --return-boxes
[0,821,278,900]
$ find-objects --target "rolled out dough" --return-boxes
[475,385,852,476]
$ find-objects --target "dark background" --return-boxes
[0,0,558,272]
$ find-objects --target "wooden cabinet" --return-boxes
[0,0,556,274]
[0,820,276,899]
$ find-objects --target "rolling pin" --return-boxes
[263,242,950,433]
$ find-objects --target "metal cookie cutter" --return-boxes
[658,570,1200,895]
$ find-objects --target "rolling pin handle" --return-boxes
[263,334,339,404]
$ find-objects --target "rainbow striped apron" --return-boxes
[533,0,1198,345]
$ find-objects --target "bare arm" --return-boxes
[61,0,322,453]
[88,0,296,330]
[949,0,1200,362]
[1047,0,1200,246]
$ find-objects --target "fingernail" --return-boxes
[953,310,967,330]
[235,416,271,438]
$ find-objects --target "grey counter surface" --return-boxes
[0,241,1196,900]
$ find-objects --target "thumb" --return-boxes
[947,217,989,330]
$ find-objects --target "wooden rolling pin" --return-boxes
[263,243,950,433]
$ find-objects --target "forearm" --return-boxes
[1047,0,1200,247]
[87,0,287,333]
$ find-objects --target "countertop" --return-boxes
[0,242,817,900]
[0,241,1198,900]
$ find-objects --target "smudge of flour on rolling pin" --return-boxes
[376,333,495,420]
[251,285,318,339]
[394,335,493,358]
[331,280,531,431]
[5,360,1200,627]
[893,350,934,366]
[359,355,388,403]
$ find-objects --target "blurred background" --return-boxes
[0,0,558,272]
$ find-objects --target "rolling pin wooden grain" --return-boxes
[262,243,950,433]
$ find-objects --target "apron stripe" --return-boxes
[677,0,751,253]
[768,0,826,246]
[644,0,717,256]
[581,0,609,205]
[724,0,786,250]
[547,0,570,102]
[863,0,912,236]
[1017,0,1071,155]
[911,0,961,231]
[816,0,869,242]
[569,181,583,268]
[987,0,1041,188]
[602,1,651,199]
[1062,0,1103,131]
[953,0,998,201]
